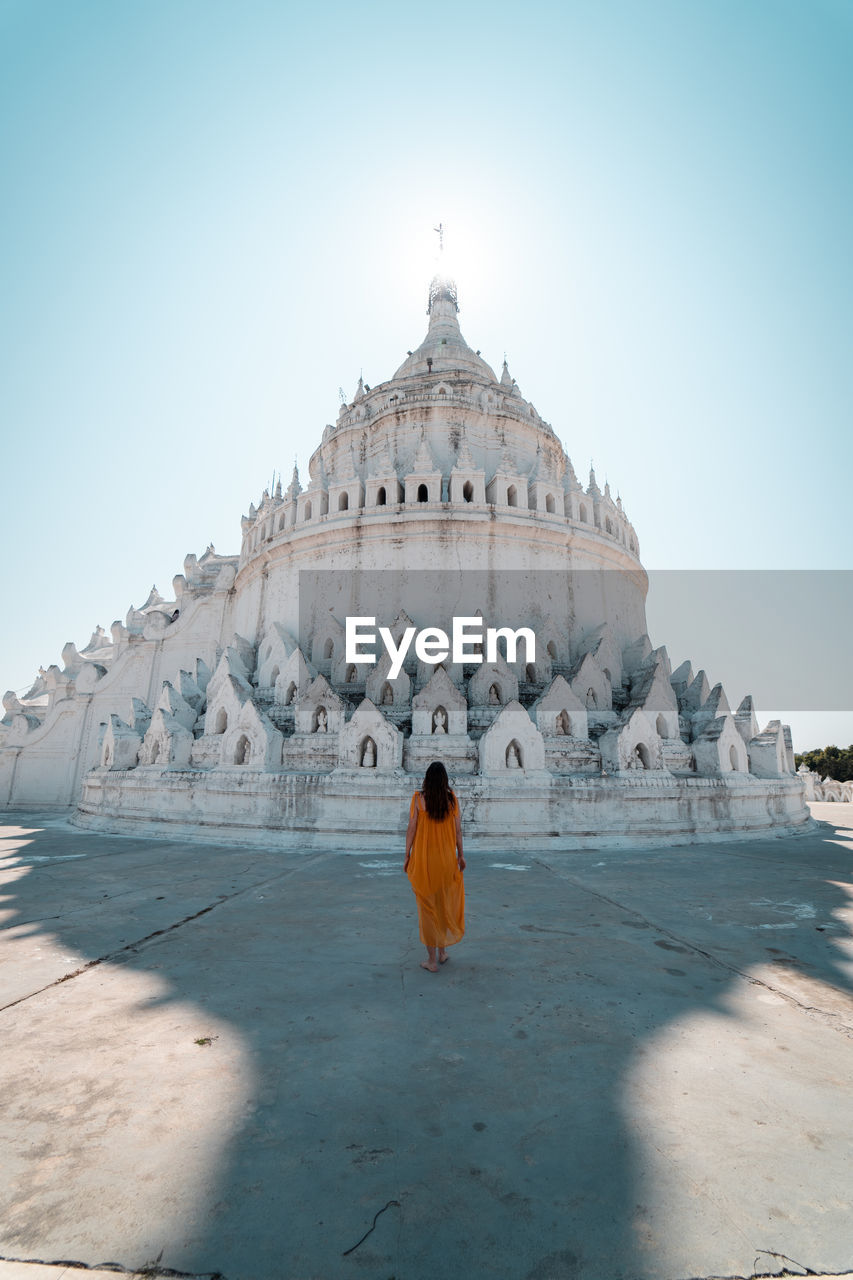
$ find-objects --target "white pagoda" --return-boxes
[0,274,807,848]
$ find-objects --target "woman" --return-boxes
[404,761,466,972]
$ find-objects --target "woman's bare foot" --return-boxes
[438,948,449,964]
[420,960,439,972]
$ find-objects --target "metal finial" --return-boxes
[433,222,444,252]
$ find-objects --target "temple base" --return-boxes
[75,768,813,851]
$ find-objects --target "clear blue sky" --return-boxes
[1,0,851,750]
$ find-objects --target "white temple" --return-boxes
[0,274,809,848]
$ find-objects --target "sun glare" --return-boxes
[386,209,499,317]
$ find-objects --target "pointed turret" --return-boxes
[453,431,475,471]
[500,358,520,394]
[412,429,434,473]
[143,585,164,609]
[498,442,517,474]
[286,461,302,501]
[530,446,557,483]
[563,456,581,492]
[371,436,394,475]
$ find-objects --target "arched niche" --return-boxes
[431,705,447,734]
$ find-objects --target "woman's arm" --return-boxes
[404,803,419,868]
[455,803,465,871]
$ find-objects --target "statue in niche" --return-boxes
[506,742,521,769]
[316,707,328,733]
[432,708,447,734]
[489,684,500,705]
[382,683,394,706]
[362,738,376,767]
[627,746,643,770]
[555,713,566,736]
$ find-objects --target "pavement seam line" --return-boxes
[0,852,325,934]
[0,853,332,1015]
[533,857,853,1040]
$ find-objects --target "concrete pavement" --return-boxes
[1,804,853,1280]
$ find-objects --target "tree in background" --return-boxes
[794,744,853,782]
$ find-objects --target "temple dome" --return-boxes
[392,275,498,382]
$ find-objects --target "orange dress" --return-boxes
[406,791,465,948]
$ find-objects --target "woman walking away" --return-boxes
[404,761,466,972]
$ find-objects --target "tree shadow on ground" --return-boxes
[1,807,853,1280]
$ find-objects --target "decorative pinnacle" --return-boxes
[428,275,458,314]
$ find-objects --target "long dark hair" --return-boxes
[422,761,454,821]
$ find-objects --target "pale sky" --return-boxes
[1,0,851,751]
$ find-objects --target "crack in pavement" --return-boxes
[0,853,332,1015]
[680,1269,853,1279]
[0,1254,226,1278]
[533,857,853,1040]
